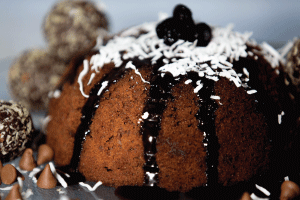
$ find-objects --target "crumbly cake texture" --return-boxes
[43,0,109,62]
[46,10,291,193]
[8,49,67,111]
[0,100,34,162]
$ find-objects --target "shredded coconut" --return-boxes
[79,181,103,191]
[77,15,280,98]
[49,162,68,188]
[255,184,271,196]
[142,112,149,119]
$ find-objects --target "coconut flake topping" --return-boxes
[77,15,279,98]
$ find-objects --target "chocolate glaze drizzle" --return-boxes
[59,45,293,198]
[192,74,219,186]
[69,58,130,172]
[141,61,178,186]
[63,53,222,187]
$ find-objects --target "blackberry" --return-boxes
[156,18,179,45]
[156,4,212,47]
[194,23,212,46]
[173,4,192,22]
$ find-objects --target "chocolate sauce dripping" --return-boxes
[69,60,130,172]
[141,61,178,186]
[187,72,219,186]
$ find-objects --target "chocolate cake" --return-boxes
[46,5,294,193]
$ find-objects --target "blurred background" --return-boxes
[0,0,300,101]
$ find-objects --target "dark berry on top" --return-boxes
[156,18,179,45]
[156,4,212,47]
[173,4,192,22]
[194,23,212,46]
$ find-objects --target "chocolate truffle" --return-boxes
[0,100,34,162]
[43,0,109,62]
[8,49,67,111]
[285,38,300,102]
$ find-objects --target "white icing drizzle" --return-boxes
[78,59,90,98]
[97,81,109,96]
[125,61,150,84]
[87,73,96,85]
[255,184,271,196]
[79,181,103,191]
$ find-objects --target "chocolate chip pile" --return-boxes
[8,0,109,111]
[0,100,34,162]
[0,144,56,199]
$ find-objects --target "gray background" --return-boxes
[1,0,300,61]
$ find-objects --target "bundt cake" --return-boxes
[46,5,292,193]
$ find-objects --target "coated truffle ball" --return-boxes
[284,38,300,132]
[0,100,34,162]
[285,38,300,103]
[8,49,67,111]
[43,0,109,61]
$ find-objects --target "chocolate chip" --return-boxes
[280,180,300,200]
[1,164,24,185]
[19,148,37,171]
[239,192,251,200]
[37,164,57,189]
[37,144,54,166]
[5,184,23,200]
